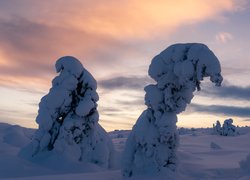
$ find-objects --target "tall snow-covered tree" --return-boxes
[122,43,223,177]
[213,120,222,135]
[20,56,113,168]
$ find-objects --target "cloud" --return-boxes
[0,0,245,90]
[0,16,133,93]
[0,0,248,130]
[215,32,233,43]
[0,0,242,39]
[0,107,36,123]
[198,82,250,101]
[114,99,145,106]
[188,103,250,117]
[0,16,125,74]
[98,76,153,90]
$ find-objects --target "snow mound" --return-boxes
[240,154,250,175]
[122,43,223,178]
[3,125,32,148]
[19,56,114,169]
[210,142,221,150]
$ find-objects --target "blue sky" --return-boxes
[0,0,249,131]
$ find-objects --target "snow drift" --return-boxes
[1,123,250,179]
[122,43,223,178]
[240,154,250,175]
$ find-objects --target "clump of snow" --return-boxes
[19,56,114,168]
[240,154,250,175]
[210,142,221,150]
[122,43,223,178]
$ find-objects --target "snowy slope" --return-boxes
[0,123,250,180]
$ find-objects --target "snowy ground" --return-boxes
[0,123,250,180]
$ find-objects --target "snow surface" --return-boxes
[1,123,250,180]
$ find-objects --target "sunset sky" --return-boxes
[0,0,250,131]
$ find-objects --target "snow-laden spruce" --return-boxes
[122,43,223,177]
[20,56,113,168]
[213,120,222,135]
[212,119,237,136]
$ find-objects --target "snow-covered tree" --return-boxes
[222,118,237,136]
[213,120,222,135]
[122,43,223,177]
[20,56,113,168]
[212,119,238,136]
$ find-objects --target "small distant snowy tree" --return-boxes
[20,56,113,168]
[122,43,223,177]
[213,120,222,135]
[222,118,237,136]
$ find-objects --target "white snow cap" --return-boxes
[146,43,223,114]
[149,43,223,87]
[55,56,84,77]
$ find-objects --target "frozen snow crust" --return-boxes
[122,43,223,177]
[19,56,114,168]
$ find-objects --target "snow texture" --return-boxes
[122,43,223,178]
[240,154,250,175]
[19,56,114,168]
[1,123,250,179]
[210,141,221,150]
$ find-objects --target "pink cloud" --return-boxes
[0,1,245,84]
[216,32,233,43]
